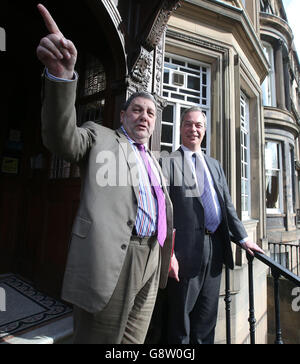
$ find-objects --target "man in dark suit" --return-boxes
[163,107,264,344]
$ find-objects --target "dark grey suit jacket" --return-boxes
[162,148,247,278]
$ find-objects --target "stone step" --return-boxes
[1,314,73,344]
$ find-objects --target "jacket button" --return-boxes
[121,244,127,250]
[127,220,134,227]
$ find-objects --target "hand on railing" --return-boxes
[242,239,265,257]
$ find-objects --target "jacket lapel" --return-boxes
[203,154,226,208]
[115,128,140,202]
[176,147,202,202]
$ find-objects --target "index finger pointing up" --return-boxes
[37,4,63,37]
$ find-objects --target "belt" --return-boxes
[132,227,157,247]
[205,228,214,235]
[131,234,157,248]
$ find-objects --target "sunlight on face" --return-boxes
[121,97,156,144]
[180,111,206,151]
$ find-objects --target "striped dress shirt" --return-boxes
[121,126,159,237]
[45,69,161,237]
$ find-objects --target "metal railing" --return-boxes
[268,242,300,276]
[297,209,300,227]
[225,243,300,344]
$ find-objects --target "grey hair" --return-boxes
[122,91,157,112]
[180,106,207,128]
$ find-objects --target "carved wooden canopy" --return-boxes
[117,0,181,71]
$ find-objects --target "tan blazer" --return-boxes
[41,77,173,313]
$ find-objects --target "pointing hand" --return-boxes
[36,4,77,80]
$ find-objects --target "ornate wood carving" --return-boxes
[130,47,153,91]
[143,0,181,51]
[126,0,181,94]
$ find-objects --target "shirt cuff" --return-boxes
[45,68,78,82]
[239,237,249,246]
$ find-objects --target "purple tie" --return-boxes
[193,153,220,233]
[135,144,167,247]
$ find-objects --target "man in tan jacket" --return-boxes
[36,4,173,344]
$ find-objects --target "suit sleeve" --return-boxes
[218,162,248,243]
[41,75,97,163]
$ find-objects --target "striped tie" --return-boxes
[193,153,220,233]
[136,144,167,247]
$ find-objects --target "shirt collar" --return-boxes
[181,144,203,160]
[121,126,148,151]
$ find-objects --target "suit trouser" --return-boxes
[167,231,223,344]
[73,235,161,344]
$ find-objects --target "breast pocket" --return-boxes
[72,216,92,238]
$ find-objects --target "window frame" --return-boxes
[265,140,284,215]
[262,41,276,107]
[240,91,251,220]
[162,54,211,155]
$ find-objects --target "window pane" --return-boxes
[188,76,200,91]
[265,142,279,169]
[262,42,276,107]
[172,59,185,66]
[164,86,177,91]
[265,141,282,212]
[187,97,200,104]
[244,148,248,163]
[266,172,280,209]
[82,54,106,97]
[242,179,246,194]
[164,70,170,84]
[188,63,200,70]
[162,104,174,124]
[241,105,245,118]
[244,195,249,211]
[162,124,173,144]
[171,93,185,100]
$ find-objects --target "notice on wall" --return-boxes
[1,157,19,174]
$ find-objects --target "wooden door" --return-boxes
[1,0,123,298]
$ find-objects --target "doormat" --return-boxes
[0,274,72,341]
